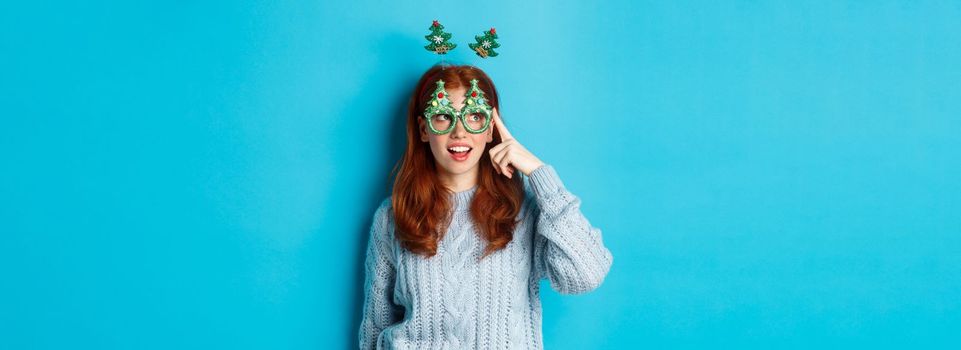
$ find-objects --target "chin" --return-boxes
[442,163,475,174]
[439,159,479,174]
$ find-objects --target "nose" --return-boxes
[450,116,468,138]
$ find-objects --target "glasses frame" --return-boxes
[422,79,493,135]
[425,109,492,135]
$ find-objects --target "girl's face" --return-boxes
[418,86,494,181]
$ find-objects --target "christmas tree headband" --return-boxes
[423,20,500,59]
[420,20,497,135]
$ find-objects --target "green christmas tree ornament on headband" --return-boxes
[424,20,456,54]
[423,78,493,135]
[468,27,499,58]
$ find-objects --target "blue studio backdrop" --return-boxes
[2,1,959,349]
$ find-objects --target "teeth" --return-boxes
[448,146,471,152]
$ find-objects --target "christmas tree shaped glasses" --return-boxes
[423,79,493,135]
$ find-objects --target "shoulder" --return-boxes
[367,196,396,243]
[365,197,399,266]
[376,196,392,215]
[372,196,394,225]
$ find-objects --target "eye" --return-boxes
[433,114,451,121]
[467,114,481,122]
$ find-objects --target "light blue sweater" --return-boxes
[358,164,614,349]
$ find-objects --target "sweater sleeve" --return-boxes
[527,164,614,295]
[358,200,404,349]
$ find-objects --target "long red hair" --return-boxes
[390,64,525,259]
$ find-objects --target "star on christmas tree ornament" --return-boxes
[424,20,456,55]
[468,27,500,58]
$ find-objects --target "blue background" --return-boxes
[2,0,959,348]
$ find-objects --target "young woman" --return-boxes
[358,64,614,349]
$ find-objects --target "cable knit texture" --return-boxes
[358,164,614,349]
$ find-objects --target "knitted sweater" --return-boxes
[358,164,614,349]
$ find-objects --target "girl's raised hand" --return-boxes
[489,107,544,178]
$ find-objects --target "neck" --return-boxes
[437,165,479,193]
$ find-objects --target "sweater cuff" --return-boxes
[527,164,565,197]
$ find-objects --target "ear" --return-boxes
[417,117,429,142]
[485,127,493,143]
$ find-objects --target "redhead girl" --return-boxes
[358,64,613,349]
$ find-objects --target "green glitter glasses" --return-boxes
[423,78,493,135]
